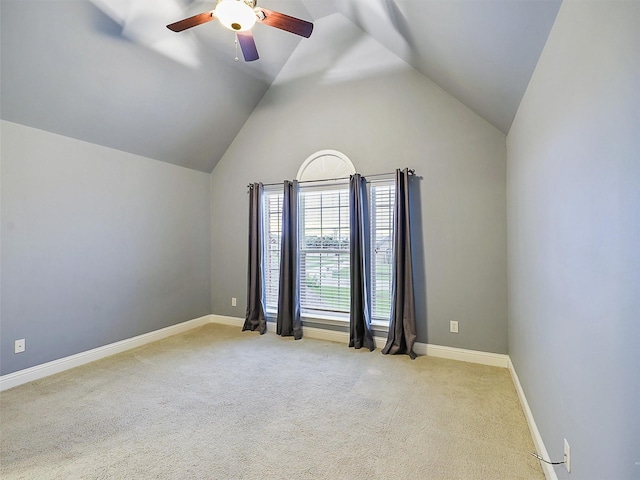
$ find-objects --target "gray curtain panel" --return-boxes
[277,180,302,339]
[349,174,375,351]
[243,182,267,334]
[382,168,417,359]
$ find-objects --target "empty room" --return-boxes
[1,1,638,479]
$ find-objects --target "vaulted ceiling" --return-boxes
[0,0,561,173]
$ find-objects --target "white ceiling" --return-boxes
[0,0,561,173]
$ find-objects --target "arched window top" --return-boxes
[296,150,355,182]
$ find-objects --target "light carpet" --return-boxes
[0,323,544,479]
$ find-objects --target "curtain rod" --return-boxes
[248,168,415,189]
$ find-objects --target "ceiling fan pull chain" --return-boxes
[234,33,239,62]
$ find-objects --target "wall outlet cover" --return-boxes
[14,339,26,354]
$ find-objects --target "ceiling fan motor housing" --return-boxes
[216,0,258,32]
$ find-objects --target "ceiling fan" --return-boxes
[167,0,313,62]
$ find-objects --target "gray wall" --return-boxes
[507,1,640,478]
[1,121,212,375]
[211,14,508,353]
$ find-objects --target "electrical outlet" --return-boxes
[231,297,237,307]
[450,321,459,333]
[14,339,26,354]
[564,438,571,473]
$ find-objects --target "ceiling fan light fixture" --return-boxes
[215,0,257,32]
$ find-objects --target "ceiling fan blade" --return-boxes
[237,31,259,62]
[167,11,215,32]
[256,7,313,38]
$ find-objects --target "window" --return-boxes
[263,188,283,310]
[262,151,394,325]
[370,181,395,322]
[263,179,395,324]
[299,185,351,314]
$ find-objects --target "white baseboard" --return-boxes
[1,312,508,387]
[421,343,508,368]
[208,314,245,327]
[508,357,558,480]
[0,315,213,392]
[209,315,509,368]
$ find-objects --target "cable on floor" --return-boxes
[530,452,565,465]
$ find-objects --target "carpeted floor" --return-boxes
[0,323,544,479]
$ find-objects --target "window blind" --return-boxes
[261,178,395,323]
[263,189,283,310]
[299,185,351,314]
[370,181,395,321]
